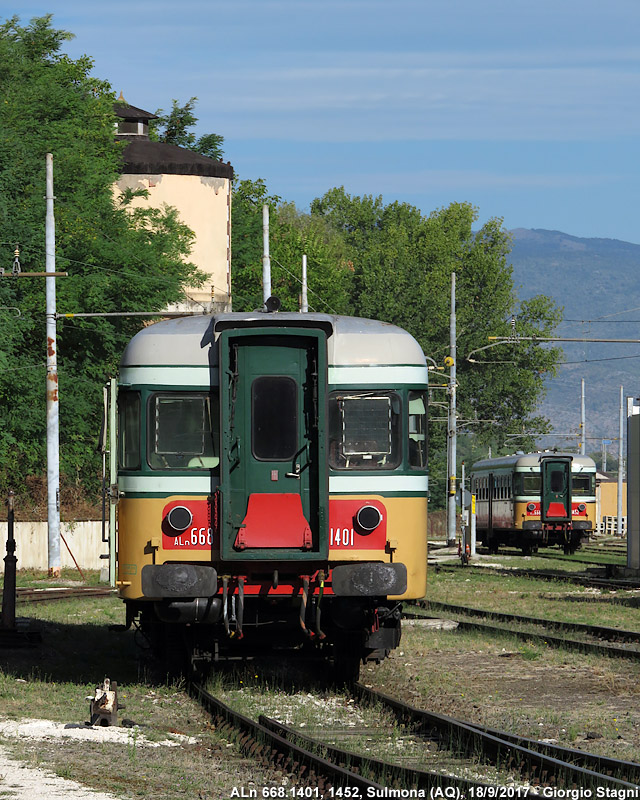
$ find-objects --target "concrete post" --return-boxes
[45,153,61,577]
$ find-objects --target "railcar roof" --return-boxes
[471,452,596,471]
[119,312,427,368]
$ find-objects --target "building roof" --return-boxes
[114,102,158,121]
[119,140,234,179]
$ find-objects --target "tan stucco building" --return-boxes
[114,101,233,312]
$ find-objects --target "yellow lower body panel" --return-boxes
[117,493,427,602]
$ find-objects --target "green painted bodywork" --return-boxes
[541,456,572,522]
[219,327,328,561]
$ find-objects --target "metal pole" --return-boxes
[447,272,457,546]
[1,491,17,630]
[618,385,624,538]
[262,204,271,306]
[109,379,117,588]
[461,460,466,552]
[627,398,639,569]
[580,379,586,455]
[301,254,308,313]
[470,493,477,556]
[45,153,61,578]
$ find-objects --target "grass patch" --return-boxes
[0,595,280,799]
[427,563,640,630]
[15,568,105,588]
[365,614,640,764]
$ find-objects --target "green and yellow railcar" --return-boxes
[470,452,596,555]
[116,312,428,678]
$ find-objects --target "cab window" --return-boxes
[118,391,140,470]
[550,469,566,493]
[408,391,427,469]
[519,474,541,495]
[148,393,219,470]
[252,376,298,461]
[572,474,594,496]
[329,391,401,470]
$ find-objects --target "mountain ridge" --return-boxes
[506,228,640,455]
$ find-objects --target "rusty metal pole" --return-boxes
[45,153,61,577]
[447,272,457,546]
[1,491,17,631]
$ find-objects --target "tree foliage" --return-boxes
[230,178,353,314]
[0,15,201,506]
[311,188,562,506]
[150,97,225,161]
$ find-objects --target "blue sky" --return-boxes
[8,0,640,242]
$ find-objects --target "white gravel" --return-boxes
[0,717,195,746]
[0,717,197,799]
[0,742,124,800]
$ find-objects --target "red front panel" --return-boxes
[524,502,588,519]
[161,497,389,553]
[162,499,212,550]
[328,498,386,552]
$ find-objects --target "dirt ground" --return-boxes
[363,621,640,764]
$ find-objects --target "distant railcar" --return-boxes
[115,311,429,680]
[470,453,596,554]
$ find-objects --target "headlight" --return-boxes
[578,503,586,512]
[526,503,536,512]
[355,505,383,534]
[167,505,193,532]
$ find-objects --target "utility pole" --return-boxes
[447,272,457,546]
[45,153,61,578]
[618,385,624,538]
[301,254,308,312]
[262,204,271,307]
[580,379,586,455]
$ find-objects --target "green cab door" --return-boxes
[218,327,328,561]
[540,456,572,523]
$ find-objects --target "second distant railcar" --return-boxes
[470,453,596,554]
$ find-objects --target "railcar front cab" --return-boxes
[521,455,593,553]
[471,452,596,555]
[116,313,428,674]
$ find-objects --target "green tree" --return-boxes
[150,97,225,161]
[311,188,563,507]
[230,178,353,314]
[0,15,201,508]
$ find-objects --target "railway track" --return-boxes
[437,563,640,591]
[406,600,640,660]
[534,553,624,567]
[189,678,640,793]
[190,680,391,794]
[356,684,640,790]
[15,586,115,603]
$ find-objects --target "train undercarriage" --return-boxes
[125,595,403,683]
[482,523,588,556]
